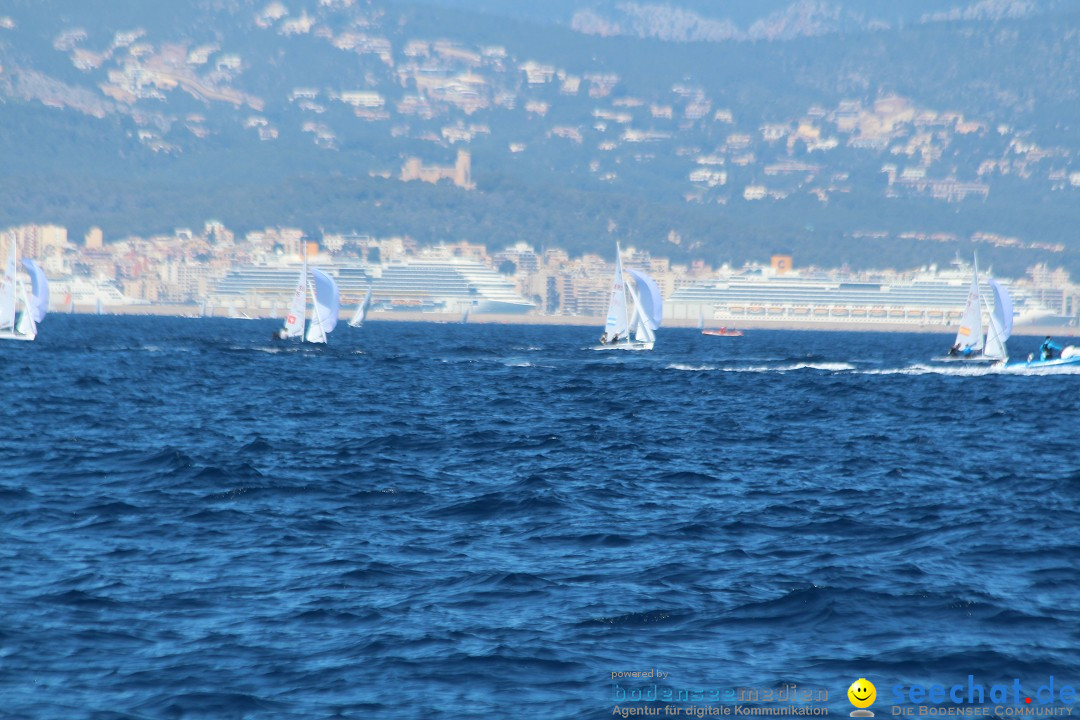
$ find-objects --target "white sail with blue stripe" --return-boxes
[22,259,49,323]
[0,236,44,341]
[305,268,340,344]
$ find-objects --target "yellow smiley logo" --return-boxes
[848,678,876,709]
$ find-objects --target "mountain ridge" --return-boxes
[0,0,1078,276]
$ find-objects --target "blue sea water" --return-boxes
[1,316,1078,719]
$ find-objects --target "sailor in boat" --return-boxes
[1039,336,1062,361]
[599,331,608,345]
[610,333,620,344]
[948,342,976,358]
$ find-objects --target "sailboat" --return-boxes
[942,255,1003,362]
[944,255,985,360]
[64,290,74,314]
[348,286,373,328]
[0,239,48,342]
[941,256,1017,363]
[95,296,104,316]
[595,242,663,350]
[278,258,340,344]
[461,303,471,324]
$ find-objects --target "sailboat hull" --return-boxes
[0,329,35,341]
[593,341,654,351]
[936,355,1003,364]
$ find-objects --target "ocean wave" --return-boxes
[5,318,1078,719]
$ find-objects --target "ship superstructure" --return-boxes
[209,258,534,315]
[48,277,150,308]
[666,263,1063,327]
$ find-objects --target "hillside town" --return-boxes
[9,3,1080,213]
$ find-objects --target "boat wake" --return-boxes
[661,360,1078,376]
[729,361,857,373]
[859,363,1004,376]
[665,361,857,373]
[504,360,555,368]
[863,363,1079,376]
[1001,363,1080,375]
[776,361,857,372]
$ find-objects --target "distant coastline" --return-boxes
[71,304,1080,338]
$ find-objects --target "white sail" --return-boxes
[625,281,654,344]
[65,291,74,314]
[15,280,36,340]
[95,297,104,315]
[625,268,662,344]
[953,256,984,352]
[697,307,704,330]
[989,279,1013,341]
[282,261,307,338]
[305,288,326,344]
[348,287,372,327]
[626,269,662,330]
[461,304,470,324]
[982,279,1013,361]
[305,269,339,343]
[983,314,1006,360]
[22,259,49,323]
[0,238,17,331]
[603,244,630,338]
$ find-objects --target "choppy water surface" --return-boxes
[2,317,1078,719]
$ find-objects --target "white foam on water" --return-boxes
[665,363,719,372]
[504,360,556,368]
[1000,364,1080,376]
[857,363,1001,376]
[713,362,857,373]
[248,346,296,354]
[781,362,857,372]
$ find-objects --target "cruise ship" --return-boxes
[48,277,150,309]
[666,262,1066,328]
[211,263,373,310]
[210,258,535,315]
